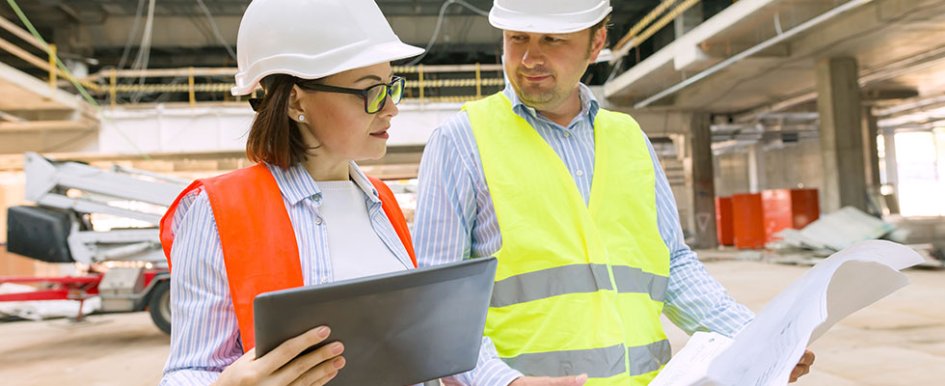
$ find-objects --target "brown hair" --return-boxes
[245,74,310,168]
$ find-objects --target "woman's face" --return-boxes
[290,62,399,162]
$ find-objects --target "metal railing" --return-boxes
[1,14,506,108]
[0,15,100,94]
[81,64,506,107]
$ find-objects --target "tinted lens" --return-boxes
[390,77,405,105]
[366,84,387,113]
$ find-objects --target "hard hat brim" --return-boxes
[488,3,612,34]
[232,41,424,96]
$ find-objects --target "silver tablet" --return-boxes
[254,257,498,385]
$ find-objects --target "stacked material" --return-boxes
[770,207,943,269]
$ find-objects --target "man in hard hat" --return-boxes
[414,1,815,385]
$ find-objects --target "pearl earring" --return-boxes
[298,114,305,122]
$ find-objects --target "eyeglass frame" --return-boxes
[294,76,406,114]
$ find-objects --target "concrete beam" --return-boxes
[0,144,424,174]
[862,88,920,102]
[68,15,502,51]
[0,119,97,132]
[606,0,786,100]
[590,86,693,136]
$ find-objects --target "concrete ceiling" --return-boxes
[604,0,945,119]
[1,0,664,70]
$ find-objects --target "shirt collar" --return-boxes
[266,162,381,206]
[502,82,600,126]
[347,161,383,205]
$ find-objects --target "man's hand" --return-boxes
[789,349,816,383]
[509,374,587,386]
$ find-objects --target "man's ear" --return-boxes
[588,27,608,62]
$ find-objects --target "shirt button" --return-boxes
[564,131,572,138]
[576,170,585,176]
[314,217,323,225]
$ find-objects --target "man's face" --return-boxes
[502,27,605,111]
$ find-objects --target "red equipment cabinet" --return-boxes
[716,196,734,246]
[731,193,766,249]
[761,189,820,242]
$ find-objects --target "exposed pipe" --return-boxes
[633,0,873,109]
[621,0,703,56]
[613,0,678,57]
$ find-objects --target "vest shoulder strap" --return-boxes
[161,164,303,351]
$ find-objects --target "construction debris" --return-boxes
[767,207,943,269]
[775,207,896,252]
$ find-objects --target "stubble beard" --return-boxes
[512,77,561,110]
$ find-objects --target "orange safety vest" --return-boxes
[159,164,416,351]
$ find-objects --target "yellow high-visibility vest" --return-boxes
[464,93,672,385]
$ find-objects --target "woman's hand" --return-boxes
[214,326,346,386]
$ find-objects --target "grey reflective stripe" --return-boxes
[628,339,672,375]
[490,264,668,307]
[490,264,612,307]
[612,266,669,302]
[500,340,672,377]
[504,344,627,378]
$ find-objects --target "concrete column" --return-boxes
[862,107,883,215]
[689,113,718,249]
[863,107,882,189]
[674,4,704,38]
[748,142,766,193]
[816,57,868,213]
[882,130,901,214]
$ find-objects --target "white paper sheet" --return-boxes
[650,240,922,386]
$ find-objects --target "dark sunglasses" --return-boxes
[295,76,406,114]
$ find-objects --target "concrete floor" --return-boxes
[0,260,943,386]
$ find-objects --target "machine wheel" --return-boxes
[148,280,171,334]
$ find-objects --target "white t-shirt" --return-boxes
[317,180,406,281]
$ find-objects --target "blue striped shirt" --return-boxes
[414,85,755,385]
[160,162,414,385]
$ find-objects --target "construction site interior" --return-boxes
[2,0,945,385]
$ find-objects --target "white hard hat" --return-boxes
[489,0,612,34]
[232,0,423,96]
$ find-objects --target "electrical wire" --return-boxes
[131,0,156,73]
[195,0,237,62]
[130,0,156,103]
[407,0,490,65]
[117,0,146,70]
[187,13,218,56]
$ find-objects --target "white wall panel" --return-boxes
[97,102,462,155]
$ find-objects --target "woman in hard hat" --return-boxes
[158,0,423,384]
